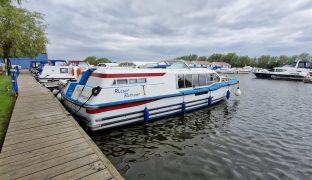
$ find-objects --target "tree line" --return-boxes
[176,53,311,69]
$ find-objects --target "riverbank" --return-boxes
[0,75,14,150]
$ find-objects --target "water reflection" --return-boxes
[91,100,239,176]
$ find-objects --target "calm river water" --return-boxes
[89,74,312,180]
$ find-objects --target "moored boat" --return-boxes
[216,68,236,74]
[253,60,311,80]
[61,62,240,131]
[37,60,81,88]
[37,60,93,89]
[236,66,253,74]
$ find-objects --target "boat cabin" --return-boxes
[288,61,311,69]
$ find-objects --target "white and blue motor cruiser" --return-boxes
[62,62,240,131]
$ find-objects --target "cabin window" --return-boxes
[178,74,185,88]
[298,62,306,68]
[113,78,146,85]
[137,78,147,83]
[60,68,69,74]
[185,74,192,88]
[177,73,220,89]
[206,74,213,84]
[213,74,220,82]
[117,79,128,84]
[199,74,206,86]
[129,79,137,84]
[192,74,200,87]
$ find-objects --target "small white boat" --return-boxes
[62,62,240,131]
[37,60,93,89]
[236,66,253,74]
[253,60,311,80]
[37,60,77,88]
[38,65,81,88]
[216,68,236,74]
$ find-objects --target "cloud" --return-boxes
[23,0,312,61]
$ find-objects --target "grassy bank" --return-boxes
[0,75,15,150]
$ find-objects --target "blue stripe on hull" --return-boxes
[73,96,226,131]
[63,79,238,108]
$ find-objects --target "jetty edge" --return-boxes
[0,71,124,180]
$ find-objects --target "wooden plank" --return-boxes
[3,127,76,148]
[6,119,73,137]
[2,130,80,152]
[1,132,81,156]
[7,114,67,128]
[12,105,63,114]
[16,154,100,180]
[80,168,113,180]
[10,111,65,122]
[2,149,96,179]
[12,98,57,107]
[6,121,72,137]
[0,144,90,173]
[0,138,86,162]
[3,126,76,146]
[5,118,67,133]
[51,161,106,180]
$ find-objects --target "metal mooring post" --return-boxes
[16,66,20,77]
[11,72,18,95]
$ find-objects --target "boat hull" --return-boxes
[38,78,75,88]
[253,72,306,80]
[63,85,235,131]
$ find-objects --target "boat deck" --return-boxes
[0,71,123,180]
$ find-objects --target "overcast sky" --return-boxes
[23,0,312,61]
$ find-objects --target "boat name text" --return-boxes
[115,88,141,98]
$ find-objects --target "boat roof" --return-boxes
[95,67,216,75]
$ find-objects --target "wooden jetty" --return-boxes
[0,71,124,180]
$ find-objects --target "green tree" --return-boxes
[223,53,238,64]
[84,56,97,65]
[235,56,251,67]
[0,5,48,75]
[197,56,207,61]
[207,53,222,62]
[97,57,111,63]
[84,56,112,65]
[298,53,310,61]
[176,54,198,61]
[0,0,22,6]
[256,55,271,68]
[278,55,292,66]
